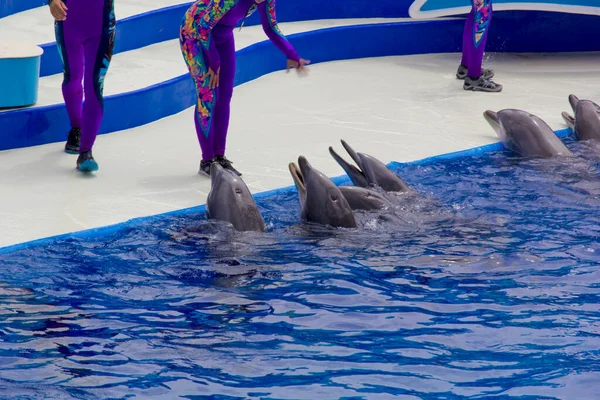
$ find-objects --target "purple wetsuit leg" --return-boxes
[80,34,107,152]
[55,20,84,129]
[460,9,475,68]
[195,101,216,161]
[466,0,493,79]
[55,0,116,153]
[212,34,236,157]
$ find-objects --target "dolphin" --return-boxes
[483,109,573,158]
[328,140,411,192]
[206,162,266,232]
[288,156,357,228]
[288,160,389,211]
[561,95,600,142]
[338,186,391,211]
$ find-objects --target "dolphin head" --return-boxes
[484,109,572,158]
[206,162,266,232]
[338,186,391,210]
[563,94,600,142]
[329,140,411,192]
[290,156,357,228]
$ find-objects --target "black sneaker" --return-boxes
[463,76,503,93]
[215,155,242,176]
[65,127,81,154]
[456,65,494,80]
[76,150,98,172]
[199,158,215,176]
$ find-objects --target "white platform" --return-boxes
[9,18,411,109]
[1,52,599,248]
[0,0,190,46]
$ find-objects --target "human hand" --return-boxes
[49,0,68,21]
[201,67,220,89]
[286,58,310,75]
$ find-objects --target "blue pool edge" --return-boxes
[3,10,600,152]
[0,127,573,255]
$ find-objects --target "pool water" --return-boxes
[1,138,600,399]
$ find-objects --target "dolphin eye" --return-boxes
[235,188,243,195]
[330,194,339,201]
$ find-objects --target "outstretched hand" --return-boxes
[49,0,68,21]
[201,67,220,89]
[287,58,311,75]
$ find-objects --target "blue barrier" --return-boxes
[487,11,600,53]
[17,3,600,77]
[25,0,415,77]
[0,19,464,151]
[39,3,193,77]
[0,0,414,21]
[0,0,44,19]
[1,10,599,152]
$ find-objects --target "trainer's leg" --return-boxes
[79,11,116,154]
[195,101,216,161]
[213,34,236,158]
[180,25,218,173]
[463,0,502,92]
[467,0,492,79]
[55,20,84,130]
[460,9,474,69]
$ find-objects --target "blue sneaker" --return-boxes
[77,150,98,172]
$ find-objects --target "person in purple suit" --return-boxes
[180,0,310,177]
[48,0,116,172]
[456,0,502,92]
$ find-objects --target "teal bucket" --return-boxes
[0,41,44,109]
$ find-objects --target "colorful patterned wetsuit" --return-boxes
[461,0,492,79]
[54,0,116,153]
[180,0,299,161]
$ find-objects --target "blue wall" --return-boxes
[37,0,415,77]
[1,0,415,22]
[39,3,192,76]
[8,1,600,77]
[0,0,44,19]
[0,19,464,151]
[487,11,600,53]
[1,1,599,152]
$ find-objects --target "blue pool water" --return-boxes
[1,138,600,399]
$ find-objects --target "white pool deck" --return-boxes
[1,4,600,249]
